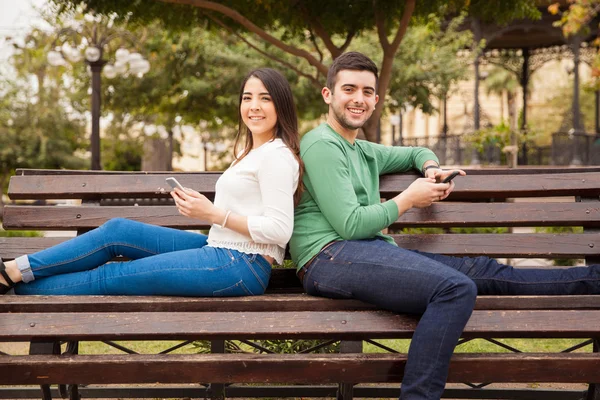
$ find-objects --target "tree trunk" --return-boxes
[142,138,170,171]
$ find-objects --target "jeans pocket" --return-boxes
[321,241,346,260]
[242,255,270,291]
[213,280,253,297]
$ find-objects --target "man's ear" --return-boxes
[322,87,332,104]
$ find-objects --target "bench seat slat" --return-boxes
[3,295,600,313]
[9,171,600,200]
[2,353,600,385]
[6,202,600,230]
[2,310,600,341]
[393,202,600,228]
[4,233,595,259]
[393,233,600,257]
[0,237,67,256]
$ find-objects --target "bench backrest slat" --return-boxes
[5,202,600,230]
[9,170,600,200]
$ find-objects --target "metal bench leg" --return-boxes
[29,341,61,400]
[209,340,226,400]
[337,340,362,400]
[59,342,80,400]
[586,339,600,400]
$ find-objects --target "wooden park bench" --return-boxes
[1,167,600,400]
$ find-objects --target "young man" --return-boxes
[289,51,600,400]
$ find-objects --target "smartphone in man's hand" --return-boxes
[441,171,461,184]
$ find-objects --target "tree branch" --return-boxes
[373,0,390,51]
[306,15,342,59]
[390,0,415,51]
[157,0,328,76]
[339,28,356,53]
[373,0,415,53]
[208,14,322,89]
[308,29,324,63]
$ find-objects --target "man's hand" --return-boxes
[425,169,466,200]
[394,177,450,211]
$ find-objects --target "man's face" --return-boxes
[322,69,379,132]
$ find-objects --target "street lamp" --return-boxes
[47,16,150,170]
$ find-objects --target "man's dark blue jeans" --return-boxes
[301,238,600,400]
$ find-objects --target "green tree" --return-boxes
[387,14,472,115]
[550,1,600,88]
[485,66,520,130]
[0,26,88,211]
[52,0,541,142]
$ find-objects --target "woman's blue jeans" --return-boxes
[14,218,271,296]
[301,238,600,400]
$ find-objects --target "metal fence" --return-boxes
[398,131,600,166]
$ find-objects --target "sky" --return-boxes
[0,0,49,62]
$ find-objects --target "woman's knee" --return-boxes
[101,217,140,232]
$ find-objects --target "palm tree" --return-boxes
[485,67,520,166]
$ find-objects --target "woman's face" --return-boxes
[240,77,278,146]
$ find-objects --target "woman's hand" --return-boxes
[170,188,222,223]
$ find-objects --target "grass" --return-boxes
[364,338,592,354]
[70,338,592,356]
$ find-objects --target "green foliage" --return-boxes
[52,0,541,142]
[388,13,473,114]
[53,1,540,41]
[253,339,340,354]
[0,228,43,238]
[101,117,144,171]
[528,81,598,146]
[0,26,88,187]
[485,67,519,99]
[467,121,514,155]
[190,339,339,354]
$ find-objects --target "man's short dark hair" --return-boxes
[326,52,379,92]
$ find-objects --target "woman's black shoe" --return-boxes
[0,258,15,294]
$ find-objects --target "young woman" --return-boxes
[0,68,302,296]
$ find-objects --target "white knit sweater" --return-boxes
[207,138,299,264]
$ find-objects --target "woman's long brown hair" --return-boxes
[233,68,304,205]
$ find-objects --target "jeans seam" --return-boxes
[28,266,234,292]
[242,256,268,290]
[213,280,253,296]
[423,284,455,400]
[322,241,346,259]
[32,242,160,272]
[471,277,600,284]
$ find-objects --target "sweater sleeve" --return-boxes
[303,139,398,240]
[247,147,299,246]
[371,143,439,175]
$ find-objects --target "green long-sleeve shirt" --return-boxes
[289,123,438,270]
